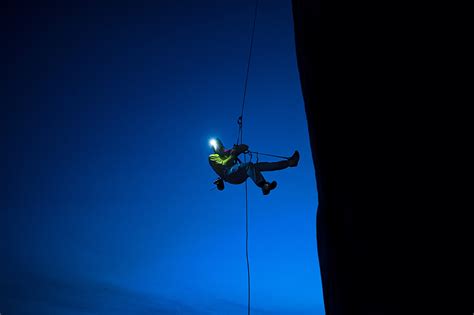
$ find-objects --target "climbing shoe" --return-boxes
[262,181,277,195]
[288,150,300,167]
[214,178,224,191]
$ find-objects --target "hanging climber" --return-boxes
[208,138,299,195]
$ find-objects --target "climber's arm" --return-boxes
[221,154,237,165]
[209,153,236,166]
[230,144,249,156]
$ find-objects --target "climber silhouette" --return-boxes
[208,138,299,195]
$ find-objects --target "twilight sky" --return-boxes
[1,1,323,314]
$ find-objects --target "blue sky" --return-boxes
[2,1,323,314]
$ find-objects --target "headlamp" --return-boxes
[209,138,218,150]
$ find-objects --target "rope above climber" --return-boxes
[208,138,300,195]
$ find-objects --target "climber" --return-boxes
[208,138,299,195]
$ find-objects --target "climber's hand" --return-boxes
[231,144,249,156]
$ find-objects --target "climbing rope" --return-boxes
[247,150,290,160]
[236,1,259,315]
[236,0,259,148]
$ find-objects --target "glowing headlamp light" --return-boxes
[209,138,218,150]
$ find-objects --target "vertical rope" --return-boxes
[236,1,258,314]
[243,1,258,314]
[240,0,258,120]
[245,179,250,315]
[236,0,259,147]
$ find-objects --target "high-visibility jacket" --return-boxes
[208,153,237,178]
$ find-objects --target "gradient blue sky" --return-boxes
[1,1,323,314]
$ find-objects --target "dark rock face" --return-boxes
[292,1,471,314]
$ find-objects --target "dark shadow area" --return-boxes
[292,0,472,314]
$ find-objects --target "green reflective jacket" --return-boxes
[209,153,237,178]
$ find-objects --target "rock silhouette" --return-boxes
[292,1,471,314]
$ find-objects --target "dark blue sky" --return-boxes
[2,1,323,314]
